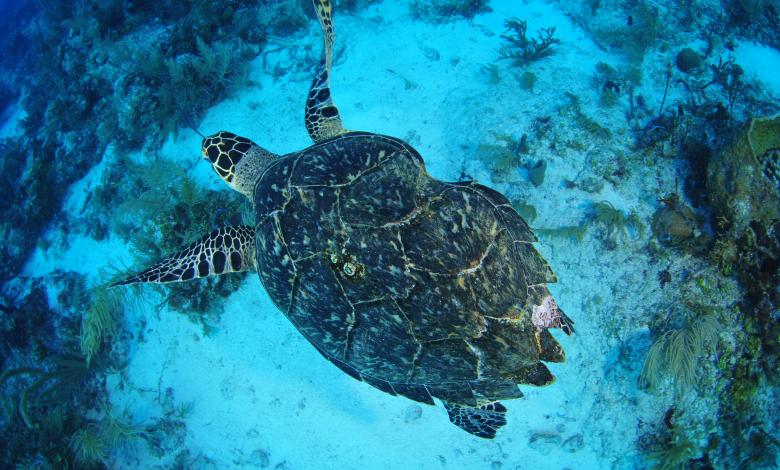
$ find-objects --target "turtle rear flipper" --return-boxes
[560,310,575,335]
[442,401,507,439]
[305,0,349,142]
[112,226,255,286]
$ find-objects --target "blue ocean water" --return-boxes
[1,0,779,468]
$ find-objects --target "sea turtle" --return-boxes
[114,0,574,439]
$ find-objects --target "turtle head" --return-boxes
[201,131,276,198]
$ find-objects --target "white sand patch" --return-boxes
[734,40,780,98]
[0,100,24,139]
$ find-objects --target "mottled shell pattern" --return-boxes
[253,131,568,407]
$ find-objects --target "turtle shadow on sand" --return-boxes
[113,0,574,439]
[230,288,385,426]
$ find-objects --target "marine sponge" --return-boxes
[527,160,546,186]
[478,143,519,183]
[518,70,537,90]
[588,4,661,61]
[675,47,703,73]
[651,204,697,246]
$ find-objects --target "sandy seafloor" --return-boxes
[7,0,780,468]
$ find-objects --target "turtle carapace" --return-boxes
[114,0,574,440]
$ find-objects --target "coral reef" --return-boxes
[589,201,645,240]
[725,0,780,50]
[0,254,185,468]
[556,1,661,62]
[0,4,300,465]
[647,427,698,470]
[70,412,148,467]
[563,92,613,141]
[0,0,777,467]
[0,82,15,114]
[131,37,253,146]
[707,116,780,234]
[633,265,743,467]
[479,63,501,84]
[536,224,589,242]
[409,0,491,21]
[2,355,91,429]
[703,114,779,408]
[0,0,279,284]
[0,281,107,467]
[477,133,531,183]
[97,155,251,321]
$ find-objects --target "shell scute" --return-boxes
[255,217,296,313]
[402,188,500,273]
[254,157,296,220]
[349,302,419,378]
[340,151,421,226]
[396,270,486,342]
[291,136,397,187]
[288,254,355,357]
[412,339,479,384]
[278,185,339,259]
[252,134,567,405]
[338,226,414,301]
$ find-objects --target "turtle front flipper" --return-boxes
[442,401,508,439]
[305,0,349,142]
[112,226,255,287]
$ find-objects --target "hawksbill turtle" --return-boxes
[114,0,574,439]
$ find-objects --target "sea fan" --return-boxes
[497,18,559,67]
[80,287,123,366]
[640,314,720,396]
